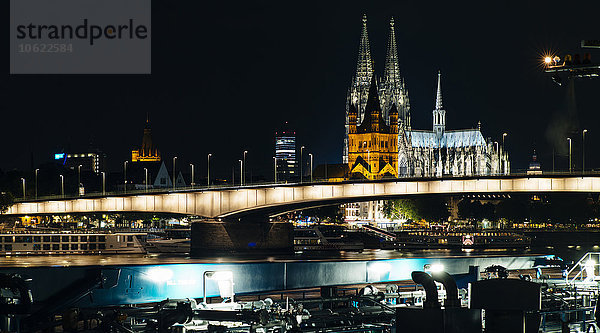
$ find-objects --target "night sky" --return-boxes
[3,0,600,180]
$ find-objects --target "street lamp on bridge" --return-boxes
[273,157,277,183]
[144,168,148,193]
[238,160,243,186]
[300,146,305,183]
[77,165,82,189]
[172,156,178,190]
[367,150,370,176]
[20,178,25,199]
[583,129,588,173]
[207,154,212,187]
[243,150,248,185]
[34,168,39,199]
[124,161,128,193]
[101,172,106,195]
[309,153,313,183]
[59,175,64,198]
[567,137,572,173]
[190,163,195,188]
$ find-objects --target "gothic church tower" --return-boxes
[344,14,374,164]
[344,15,410,164]
[433,71,446,140]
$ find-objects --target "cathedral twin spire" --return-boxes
[344,14,410,163]
[355,14,374,93]
[352,15,410,126]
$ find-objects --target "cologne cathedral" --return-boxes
[344,15,510,179]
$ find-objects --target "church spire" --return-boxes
[383,17,400,88]
[355,14,374,88]
[435,70,443,110]
[433,71,446,139]
[380,17,410,128]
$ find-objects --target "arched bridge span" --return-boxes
[5,175,600,219]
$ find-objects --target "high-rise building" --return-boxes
[527,150,542,175]
[132,114,161,162]
[53,151,106,174]
[275,122,297,181]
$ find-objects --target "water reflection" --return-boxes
[0,243,595,268]
[0,248,545,268]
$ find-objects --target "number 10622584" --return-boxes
[17,43,73,53]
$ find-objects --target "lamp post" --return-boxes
[34,168,39,199]
[367,150,370,178]
[59,175,64,197]
[20,178,25,199]
[238,160,243,186]
[493,141,499,175]
[567,137,572,173]
[502,133,507,174]
[101,172,106,195]
[172,156,178,189]
[309,153,313,183]
[190,163,195,188]
[144,168,148,192]
[300,146,305,183]
[583,129,588,173]
[243,151,248,185]
[77,165,82,189]
[207,154,212,187]
[273,157,277,183]
[123,161,128,193]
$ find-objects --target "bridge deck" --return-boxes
[5,175,600,218]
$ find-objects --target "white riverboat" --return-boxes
[0,230,146,255]
[294,225,364,251]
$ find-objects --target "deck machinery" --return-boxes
[0,254,598,332]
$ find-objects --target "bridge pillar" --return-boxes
[190,219,293,256]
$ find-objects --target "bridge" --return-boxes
[5,174,600,219]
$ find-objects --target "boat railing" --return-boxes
[566,252,600,285]
[539,306,597,333]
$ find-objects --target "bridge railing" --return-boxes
[10,170,600,204]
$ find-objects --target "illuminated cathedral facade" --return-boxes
[344,15,509,180]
